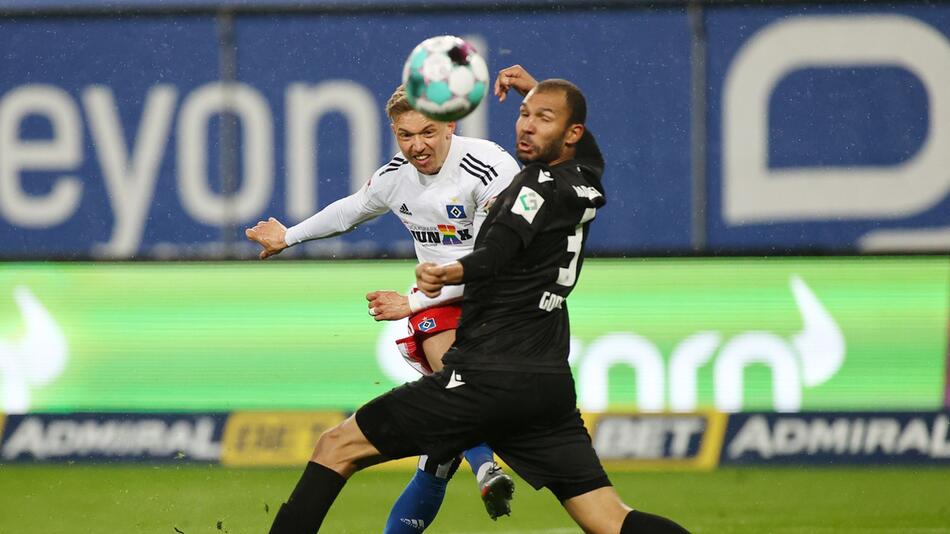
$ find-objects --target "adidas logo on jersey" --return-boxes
[399,518,427,530]
[399,203,413,216]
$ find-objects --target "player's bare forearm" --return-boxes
[245,217,289,260]
[365,290,411,321]
[416,262,464,298]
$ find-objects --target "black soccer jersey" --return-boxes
[444,131,606,373]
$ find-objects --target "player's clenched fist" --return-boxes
[494,64,539,102]
[415,262,446,298]
[245,217,288,260]
[415,261,464,298]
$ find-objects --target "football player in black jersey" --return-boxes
[267,66,690,534]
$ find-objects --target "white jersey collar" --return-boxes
[414,134,462,187]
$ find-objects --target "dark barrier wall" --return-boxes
[1,1,949,258]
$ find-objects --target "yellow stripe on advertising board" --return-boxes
[221,412,456,471]
[220,411,425,470]
[220,410,728,470]
[220,411,347,467]
[582,411,727,471]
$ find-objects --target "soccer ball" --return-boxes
[402,35,489,122]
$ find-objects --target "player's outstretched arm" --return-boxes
[494,64,539,102]
[245,217,288,260]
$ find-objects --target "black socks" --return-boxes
[269,461,347,534]
[621,509,691,534]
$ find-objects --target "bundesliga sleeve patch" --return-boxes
[511,186,544,224]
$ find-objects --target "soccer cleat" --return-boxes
[478,464,515,520]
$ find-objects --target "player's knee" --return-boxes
[311,417,381,477]
[577,514,624,534]
[311,423,356,473]
[563,486,631,534]
[591,502,629,534]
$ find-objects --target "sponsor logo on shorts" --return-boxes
[417,318,437,332]
[446,371,465,389]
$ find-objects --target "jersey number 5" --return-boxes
[556,208,597,287]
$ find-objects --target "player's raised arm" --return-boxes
[494,64,539,102]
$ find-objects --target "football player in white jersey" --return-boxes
[246,85,520,532]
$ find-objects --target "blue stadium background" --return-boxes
[2,0,949,259]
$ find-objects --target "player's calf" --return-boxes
[269,461,346,534]
[562,486,689,534]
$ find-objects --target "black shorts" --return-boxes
[356,366,610,501]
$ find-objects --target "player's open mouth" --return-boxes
[517,140,533,152]
[413,155,431,163]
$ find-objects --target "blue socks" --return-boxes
[384,468,449,533]
[463,444,495,481]
[383,445,496,533]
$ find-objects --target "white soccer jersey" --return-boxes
[284,134,519,311]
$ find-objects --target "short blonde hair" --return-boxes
[386,85,415,123]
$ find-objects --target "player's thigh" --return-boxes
[489,373,607,493]
[356,370,484,464]
[311,414,387,477]
[562,486,631,534]
[421,329,455,372]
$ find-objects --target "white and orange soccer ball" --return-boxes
[402,35,489,122]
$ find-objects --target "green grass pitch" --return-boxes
[1,465,948,533]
